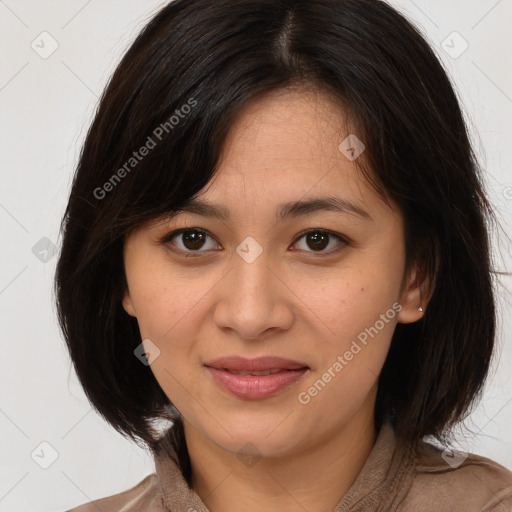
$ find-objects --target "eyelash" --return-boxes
[159,227,350,258]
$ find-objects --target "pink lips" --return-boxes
[204,356,309,399]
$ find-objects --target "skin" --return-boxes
[122,86,432,512]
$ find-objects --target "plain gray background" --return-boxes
[0,1,511,511]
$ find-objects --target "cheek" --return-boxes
[295,263,400,343]
[134,290,202,354]
[296,302,397,425]
[293,258,402,402]
[126,252,207,340]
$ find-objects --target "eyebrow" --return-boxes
[170,196,373,222]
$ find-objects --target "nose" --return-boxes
[212,248,294,341]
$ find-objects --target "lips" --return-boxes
[204,356,308,373]
[223,368,283,376]
[204,356,309,399]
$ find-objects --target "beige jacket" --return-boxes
[67,421,512,511]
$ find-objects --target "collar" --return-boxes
[153,419,413,512]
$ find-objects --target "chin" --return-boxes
[204,417,302,459]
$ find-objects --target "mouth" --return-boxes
[204,356,310,399]
[220,368,288,376]
[204,355,309,372]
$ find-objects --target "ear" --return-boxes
[122,288,137,317]
[397,262,434,324]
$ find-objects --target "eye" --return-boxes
[160,228,349,257]
[160,228,220,256]
[292,229,349,255]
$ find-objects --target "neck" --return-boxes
[183,404,378,512]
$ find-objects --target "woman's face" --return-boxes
[122,87,425,457]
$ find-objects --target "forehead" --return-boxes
[220,86,351,164]
[192,87,390,221]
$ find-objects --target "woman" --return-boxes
[55,0,512,510]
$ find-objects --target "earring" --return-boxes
[418,306,424,312]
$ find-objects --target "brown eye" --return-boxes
[160,227,349,258]
[293,229,348,254]
[180,230,207,250]
[305,231,329,251]
[161,228,219,254]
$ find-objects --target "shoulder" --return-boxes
[398,439,512,511]
[66,473,162,512]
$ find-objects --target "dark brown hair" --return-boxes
[55,0,501,466]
